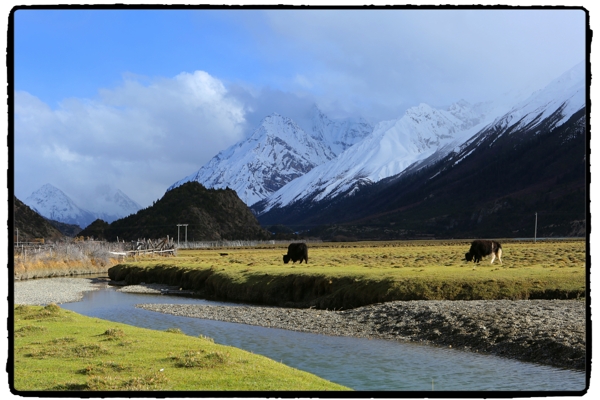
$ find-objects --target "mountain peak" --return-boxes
[447,99,472,112]
[308,103,327,120]
[168,106,372,206]
[24,184,96,228]
[266,112,283,119]
[263,112,300,128]
[24,184,141,228]
[168,111,338,205]
[405,103,434,116]
[303,105,373,155]
[36,183,64,196]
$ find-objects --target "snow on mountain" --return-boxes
[256,61,585,215]
[486,61,585,135]
[300,105,373,155]
[168,110,371,206]
[24,184,97,228]
[24,183,142,228]
[396,97,522,177]
[447,61,585,168]
[255,99,501,214]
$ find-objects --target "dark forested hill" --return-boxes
[101,182,271,242]
[77,219,111,240]
[13,196,64,242]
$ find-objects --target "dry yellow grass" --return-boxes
[13,241,122,279]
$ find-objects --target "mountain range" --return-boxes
[164,60,586,239]
[252,100,498,214]
[23,183,141,229]
[21,60,586,240]
[254,61,586,239]
[168,107,373,205]
[171,69,580,217]
[253,61,585,216]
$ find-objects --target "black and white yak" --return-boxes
[283,242,308,264]
[465,240,502,264]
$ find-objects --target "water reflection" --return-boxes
[62,286,586,392]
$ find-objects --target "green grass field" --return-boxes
[12,304,350,392]
[109,239,587,308]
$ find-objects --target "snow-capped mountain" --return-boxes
[24,184,97,228]
[168,110,372,205]
[253,99,504,215]
[24,183,142,228]
[254,61,585,217]
[254,61,586,238]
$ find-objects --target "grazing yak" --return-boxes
[465,240,502,264]
[283,242,308,264]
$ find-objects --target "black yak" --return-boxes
[283,242,308,264]
[465,240,502,264]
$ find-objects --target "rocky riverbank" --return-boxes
[13,279,587,371]
[13,276,111,305]
[137,299,587,371]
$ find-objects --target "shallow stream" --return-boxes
[60,285,586,392]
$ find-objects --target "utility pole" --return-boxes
[534,212,538,243]
[177,224,189,247]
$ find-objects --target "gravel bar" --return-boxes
[13,277,110,305]
[137,299,587,371]
[13,279,587,371]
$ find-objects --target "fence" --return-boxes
[112,237,177,257]
[13,240,130,264]
[176,239,323,249]
[13,238,324,262]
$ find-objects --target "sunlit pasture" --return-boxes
[117,239,586,303]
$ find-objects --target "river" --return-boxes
[59,284,587,392]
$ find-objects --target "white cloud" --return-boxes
[257,9,586,120]
[14,71,247,207]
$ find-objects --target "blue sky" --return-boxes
[11,6,589,209]
[14,10,270,106]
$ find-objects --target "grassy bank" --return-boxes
[12,304,350,392]
[108,239,587,309]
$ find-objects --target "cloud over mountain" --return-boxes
[13,9,586,213]
[14,71,247,207]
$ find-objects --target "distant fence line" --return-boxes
[13,242,53,250]
[13,238,323,261]
[14,240,129,254]
[176,239,323,249]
